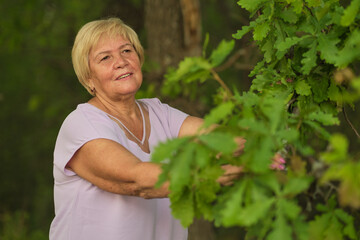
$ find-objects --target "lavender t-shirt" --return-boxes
[49,98,189,240]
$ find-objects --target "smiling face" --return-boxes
[88,34,143,101]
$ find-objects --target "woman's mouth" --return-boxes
[116,73,132,80]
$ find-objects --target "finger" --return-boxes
[221,165,244,175]
[273,153,285,163]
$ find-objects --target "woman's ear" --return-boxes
[87,78,95,91]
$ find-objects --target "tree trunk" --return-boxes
[144,1,215,239]
[144,0,201,82]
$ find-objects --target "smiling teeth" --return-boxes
[119,73,131,79]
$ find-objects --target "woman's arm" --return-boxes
[178,116,205,137]
[66,138,169,199]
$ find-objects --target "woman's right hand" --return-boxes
[217,164,243,186]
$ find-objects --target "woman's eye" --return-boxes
[100,56,110,61]
[123,49,132,53]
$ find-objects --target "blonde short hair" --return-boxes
[72,18,144,95]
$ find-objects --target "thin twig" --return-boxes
[210,68,233,99]
[343,107,360,139]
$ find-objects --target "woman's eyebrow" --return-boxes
[94,43,133,58]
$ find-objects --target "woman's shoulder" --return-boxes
[66,103,109,121]
[59,103,115,136]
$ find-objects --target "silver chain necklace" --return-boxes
[107,101,146,145]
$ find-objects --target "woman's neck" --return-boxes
[88,95,139,120]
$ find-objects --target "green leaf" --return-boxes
[324,217,343,240]
[293,216,310,240]
[283,177,313,196]
[202,33,210,58]
[276,36,304,52]
[151,137,190,163]
[237,91,260,107]
[209,39,235,67]
[279,198,301,220]
[336,30,360,68]
[221,180,247,226]
[267,213,293,240]
[328,82,342,102]
[329,134,349,159]
[169,142,196,192]
[304,120,331,139]
[340,0,360,26]
[309,213,332,240]
[195,145,210,168]
[334,209,357,239]
[253,22,271,41]
[301,41,318,75]
[250,73,273,91]
[237,198,275,226]
[195,166,222,219]
[295,80,312,96]
[308,111,340,126]
[308,77,330,103]
[291,0,304,14]
[279,8,299,23]
[233,24,253,40]
[199,132,237,154]
[237,0,267,12]
[277,128,299,143]
[305,0,322,7]
[257,173,281,195]
[261,38,275,63]
[248,136,275,172]
[317,34,340,64]
[166,57,212,83]
[170,189,194,227]
[203,101,235,128]
[260,97,286,133]
[322,163,360,208]
[238,118,269,135]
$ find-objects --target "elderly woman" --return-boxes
[49,18,244,240]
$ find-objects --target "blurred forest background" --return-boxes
[0,0,358,239]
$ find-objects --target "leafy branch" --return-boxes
[154,0,360,239]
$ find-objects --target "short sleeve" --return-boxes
[53,105,119,176]
[140,98,189,139]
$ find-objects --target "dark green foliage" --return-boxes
[0,0,108,235]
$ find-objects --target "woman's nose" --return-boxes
[114,55,128,68]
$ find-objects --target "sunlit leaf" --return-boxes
[236,198,275,226]
[151,137,190,163]
[267,213,293,240]
[253,22,271,41]
[170,189,194,227]
[301,41,318,75]
[209,39,235,67]
[169,142,196,192]
[295,80,312,96]
[283,177,313,196]
[203,101,235,128]
[340,0,360,26]
[199,132,237,154]
[237,0,267,12]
